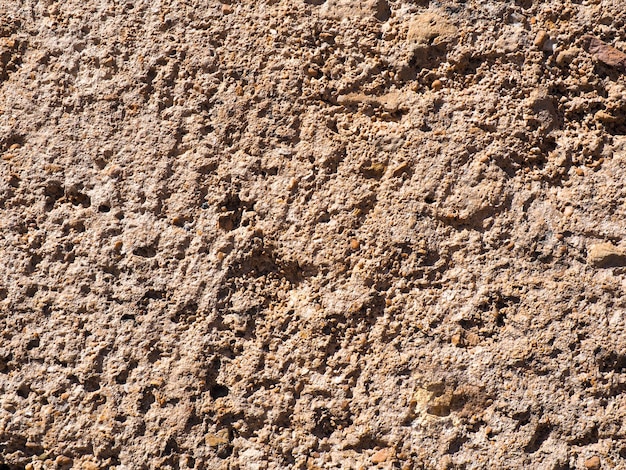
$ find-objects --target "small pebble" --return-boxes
[371,447,393,464]
[534,30,548,48]
[431,79,442,90]
[350,238,360,250]
[587,242,626,268]
[56,455,72,466]
[206,430,229,447]
[585,456,601,470]
[556,47,580,66]
[451,333,463,347]
[2,402,16,412]
[306,66,321,78]
[105,164,122,178]
[595,111,618,123]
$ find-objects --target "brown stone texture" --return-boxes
[1,0,626,469]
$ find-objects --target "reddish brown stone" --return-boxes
[582,35,626,72]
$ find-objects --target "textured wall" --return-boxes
[1,0,626,468]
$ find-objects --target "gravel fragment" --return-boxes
[585,456,601,470]
[582,35,626,72]
[587,243,626,268]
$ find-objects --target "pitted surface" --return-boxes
[1,1,626,468]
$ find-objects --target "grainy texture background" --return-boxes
[1,0,626,469]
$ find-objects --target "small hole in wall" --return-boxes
[133,246,157,258]
[98,204,111,213]
[210,384,229,399]
[16,383,31,398]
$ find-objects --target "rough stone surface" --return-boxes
[1,0,626,469]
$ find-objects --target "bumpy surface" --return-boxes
[1,0,626,469]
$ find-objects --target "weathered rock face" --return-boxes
[1,0,626,469]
